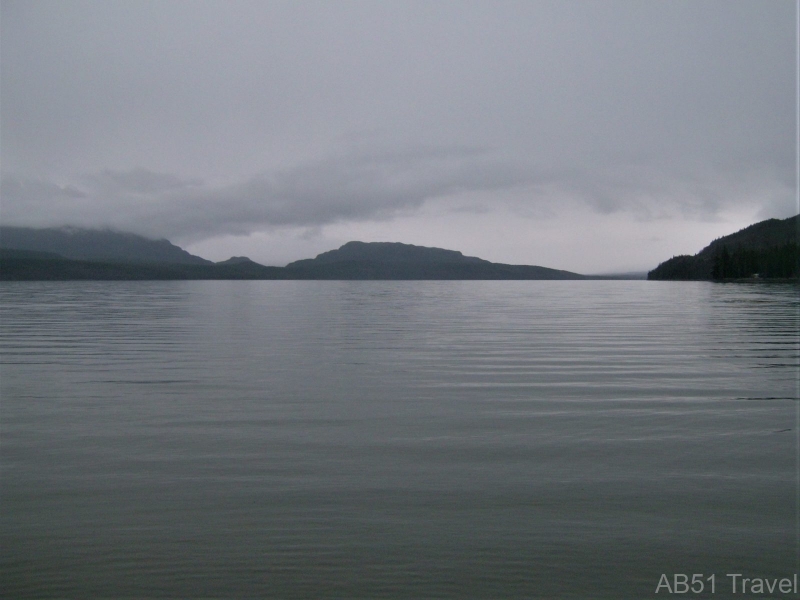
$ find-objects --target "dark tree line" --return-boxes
[711,243,798,280]
[648,243,799,280]
[647,255,706,280]
[648,214,799,281]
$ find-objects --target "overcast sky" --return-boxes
[1,0,796,272]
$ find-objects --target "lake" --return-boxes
[1,280,797,599]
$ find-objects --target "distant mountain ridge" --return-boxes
[216,256,259,265]
[4,217,797,281]
[648,215,799,280]
[0,228,590,280]
[0,226,211,265]
[284,241,584,280]
[287,241,489,268]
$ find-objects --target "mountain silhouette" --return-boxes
[1,228,599,280]
[0,226,211,265]
[284,241,584,280]
[648,215,799,280]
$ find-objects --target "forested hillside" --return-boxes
[648,215,798,280]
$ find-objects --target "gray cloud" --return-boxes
[85,168,202,195]
[0,1,794,268]
[4,146,790,245]
[0,147,538,239]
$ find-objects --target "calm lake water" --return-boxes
[1,280,798,599]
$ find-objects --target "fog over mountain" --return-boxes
[0,226,211,265]
[1,1,796,272]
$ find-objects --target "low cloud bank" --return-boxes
[1,145,794,243]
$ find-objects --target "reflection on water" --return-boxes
[1,280,797,599]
